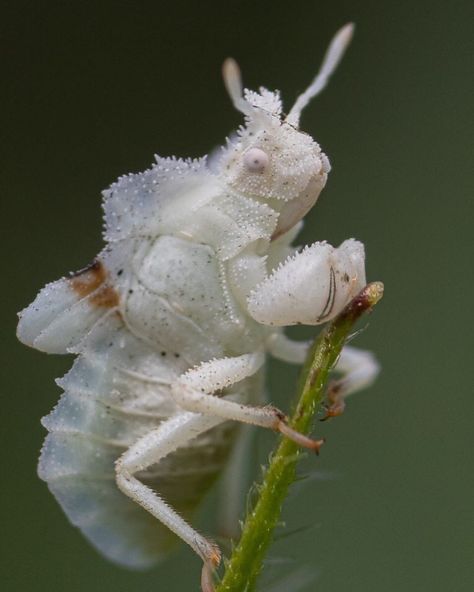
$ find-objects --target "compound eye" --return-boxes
[243,147,269,173]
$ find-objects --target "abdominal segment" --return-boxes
[38,314,236,569]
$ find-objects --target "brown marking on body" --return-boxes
[69,260,120,308]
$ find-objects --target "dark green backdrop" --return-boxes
[2,1,472,591]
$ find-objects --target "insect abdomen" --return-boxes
[39,431,175,568]
[38,340,236,568]
[38,350,179,568]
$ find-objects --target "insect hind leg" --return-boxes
[115,411,225,592]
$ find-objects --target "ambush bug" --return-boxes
[17,24,379,592]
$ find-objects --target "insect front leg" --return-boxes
[247,239,366,326]
[115,411,226,592]
[171,353,324,452]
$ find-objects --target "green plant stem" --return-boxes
[215,282,384,592]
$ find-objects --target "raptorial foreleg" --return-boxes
[247,239,366,326]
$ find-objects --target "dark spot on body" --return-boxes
[69,259,120,308]
[92,287,120,308]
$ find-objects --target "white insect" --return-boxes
[17,24,379,592]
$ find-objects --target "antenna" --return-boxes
[222,58,252,116]
[286,23,354,126]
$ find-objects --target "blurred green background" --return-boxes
[2,1,472,591]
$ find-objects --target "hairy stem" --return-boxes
[215,282,384,592]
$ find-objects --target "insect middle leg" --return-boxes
[268,334,380,418]
[322,345,380,419]
[171,352,324,452]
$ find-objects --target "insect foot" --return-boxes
[200,543,221,592]
[274,412,326,454]
[320,345,381,421]
[321,381,346,421]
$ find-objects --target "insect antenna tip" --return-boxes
[222,57,251,116]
